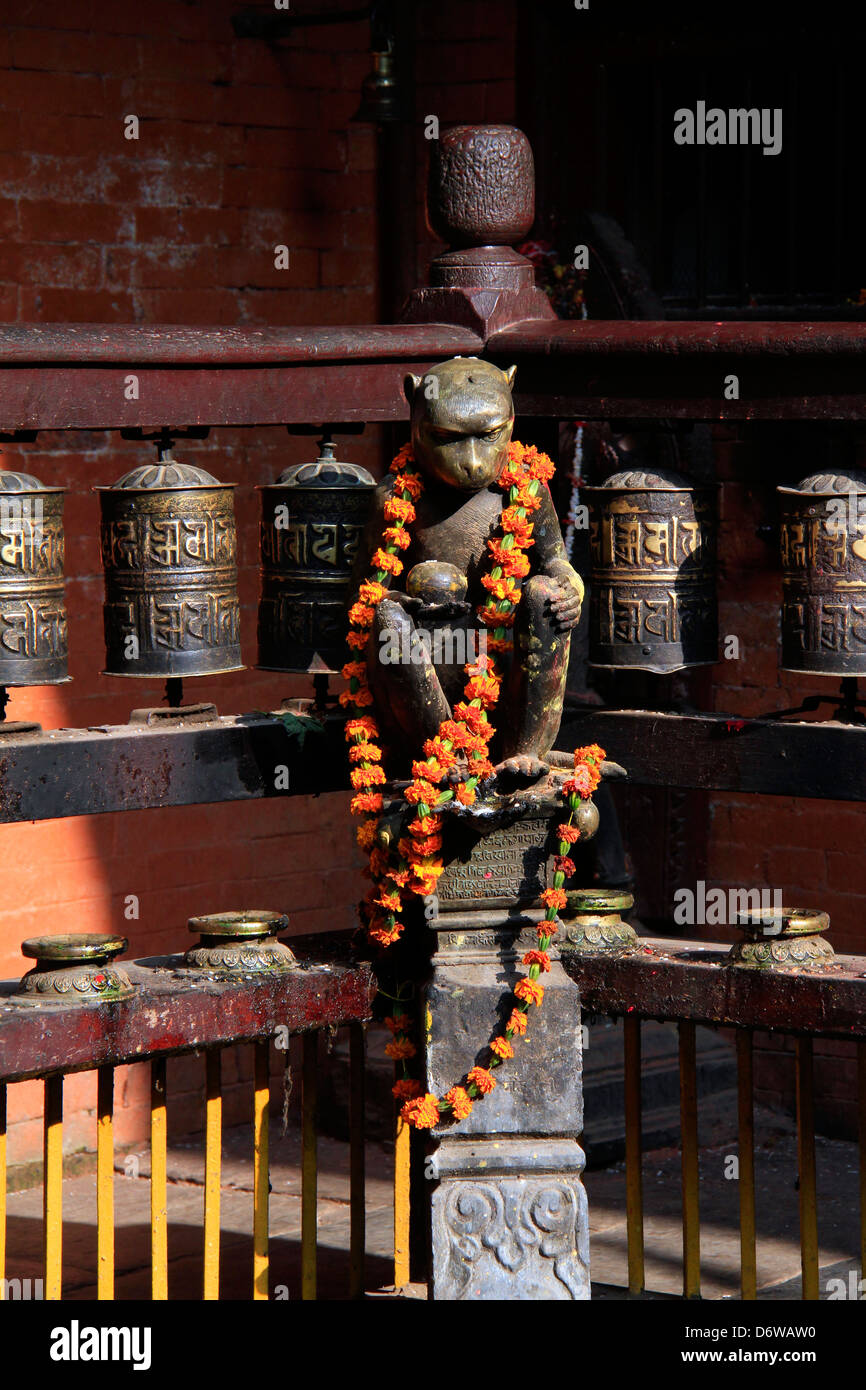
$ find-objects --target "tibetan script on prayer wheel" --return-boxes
[584,468,718,673]
[779,469,866,676]
[257,442,375,674]
[98,453,243,679]
[0,468,68,686]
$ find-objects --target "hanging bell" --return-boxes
[778,469,866,676]
[0,468,68,686]
[97,447,243,678]
[257,441,375,674]
[583,468,719,673]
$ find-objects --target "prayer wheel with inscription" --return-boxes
[257,442,375,674]
[778,470,866,676]
[584,468,718,673]
[0,468,68,686]
[98,450,243,678]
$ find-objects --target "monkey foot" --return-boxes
[494,754,550,785]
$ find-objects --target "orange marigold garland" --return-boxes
[341,438,604,1126]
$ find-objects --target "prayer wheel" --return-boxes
[778,469,866,676]
[0,467,68,686]
[584,468,718,673]
[257,441,375,673]
[98,449,243,678]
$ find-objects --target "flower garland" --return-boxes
[340,439,605,1127]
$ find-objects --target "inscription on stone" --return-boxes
[436,818,549,907]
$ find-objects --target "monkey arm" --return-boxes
[529,485,585,630]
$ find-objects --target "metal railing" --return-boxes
[0,941,374,1301]
[564,937,866,1300]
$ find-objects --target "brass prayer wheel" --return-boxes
[0,468,68,686]
[98,449,243,678]
[778,469,866,676]
[257,441,375,673]
[584,468,718,672]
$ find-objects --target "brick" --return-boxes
[0,69,104,116]
[8,1,94,33]
[483,80,516,121]
[178,207,243,246]
[102,159,223,208]
[238,286,375,326]
[340,209,376,254]
[214,83,314,130]
[88,0,231,41]
[132,206,182,243]
[16,243,103,288]
[17,286,137,321]
[219,245,319,290]
[243,207,340,251]
[0,111,21,151]
[135,288,240,324]
[139,118,244,166]
[765,846,827,895]
[18,199,126,243]
[320,247,374,289]
[243,126,346,172]
[10,28,141,75]
[103,76,217,123]
[137,37,231,85]
[826,851,866,897]
[14,154,105,202]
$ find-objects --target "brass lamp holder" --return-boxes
[14,933,137,1005]
[180,910,297,977]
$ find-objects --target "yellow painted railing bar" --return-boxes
[301,1032,318,1301]
[393,1063,411,1291]
[203,1049,222,1301]
[150,1058,168,1300]
[349,1024,366,1300]
[253,1040,270,1300]
[623,1014,645,1295]
[96,1066,115,1300]
[736,1030,757,1300]
[796,1036,819,1300]
[679,1020,701,1298]
[0,1084,6,1300]
[859,1042,866,1296]
[43,1075,63,1300]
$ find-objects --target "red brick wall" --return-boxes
[0,0,518,1165]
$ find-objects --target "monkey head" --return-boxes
[403,357,517,492]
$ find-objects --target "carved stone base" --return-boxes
[430,1139,589,1301]
[423,805,591,1300]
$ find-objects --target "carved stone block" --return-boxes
[430,1139,589,1301]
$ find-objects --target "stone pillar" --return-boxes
[424,809,590,1300]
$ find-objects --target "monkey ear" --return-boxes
[504,364,517,391]
[403,373,422,406]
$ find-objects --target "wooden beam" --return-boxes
[562,937,866,1040]
[559,709,866,801]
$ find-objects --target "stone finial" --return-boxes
[427,124,535,249]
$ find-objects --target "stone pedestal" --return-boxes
[424,809,590,1300]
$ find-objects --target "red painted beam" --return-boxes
[0,324,484,430]
[0,934,374,1082]
[491,319,866,420]
[562,936,866,1040]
